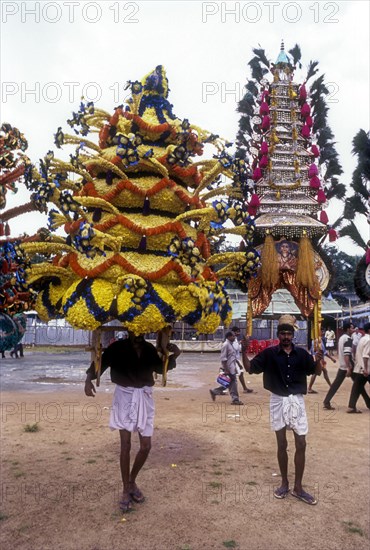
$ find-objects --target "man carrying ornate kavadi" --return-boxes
[20,67,260,512]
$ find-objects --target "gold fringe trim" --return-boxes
[296,233,317,288]
[260,234,279,290]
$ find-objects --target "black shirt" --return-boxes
[250,344,316,396]
[86,339,163,388]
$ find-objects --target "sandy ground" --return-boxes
[0,350,369,550]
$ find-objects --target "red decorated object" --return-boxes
[301,103,311,117]
[317,189,327,204]
[309,175,321,189]
[261,116,270,130]
[366,247,370,265]
[320,211,329,224]
[249,193,261,207]
[328,228,337,242]
[311,144,320,157]
[301,124,311,138]
[259,102,269,116]
[260,141,269,155]
[253,167,262,181]
[259,155,268,169]
[299,83,307,101]
[308,164,318,177]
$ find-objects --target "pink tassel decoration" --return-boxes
[261,116,270,130]
[259,155,268,169]
[249,193,261,207]
[260,141,269,155]
[310,176,321,189]
[301,103,311,117]
[308,164,319,177]
[317,189,327,204]
[301,125,311,138]
[253,167,262,181]
[320,211,329,224]
[328,228,337,242]
[305,115,313,128]
[311,145,320,157]
[299,84,307,101]
[259,102,269,116]
[262,90,269,99]
[247,205,257,216]
[366,248,370,265]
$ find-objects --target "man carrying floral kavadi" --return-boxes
[243,315,323,505]
[84,331,163,513]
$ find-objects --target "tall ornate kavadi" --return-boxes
[244,44,335,345]
[21,67,258,382]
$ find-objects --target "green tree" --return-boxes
[322,245,360,294]
[339,129,370,250]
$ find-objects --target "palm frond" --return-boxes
[246,80,259,96]
[323,157,343,179]
[310,75,329,96]
[346,195,368,216]
[306,60,319,82]
[248,57,268,82]
[352,129,370,156]
[252,47,270,68]
[339,221,367,250]
[288,44,302,68]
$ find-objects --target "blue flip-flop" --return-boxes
[130,488,145,504]
[120,498,133,512]
[291,490,317,505]
[274,487,290,499]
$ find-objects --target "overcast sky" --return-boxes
[1,0,369,255]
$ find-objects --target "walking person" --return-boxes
[351,327,362,356]
[245,317,322,505]
[84,331,163,513]
[308,334,335,393]
[231,326,253,394]
[347,322,370,413]
[210,331,243,405]
[323,321,355,410]
[324,327,336,357]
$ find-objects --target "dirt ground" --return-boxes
[0,350,369,550]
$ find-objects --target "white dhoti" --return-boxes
[270,393,308,435]
[109,385,155,437]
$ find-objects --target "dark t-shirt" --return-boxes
[86,339,163,388]
[250,344,316,396]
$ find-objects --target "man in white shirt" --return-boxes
[231,326,253,394]
[351,327,362,355]
[210,331,243,405]
[323,321,355,410]
[347,322,370,413]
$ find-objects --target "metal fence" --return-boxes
[21,315,309,348]
[23,316,90,347]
